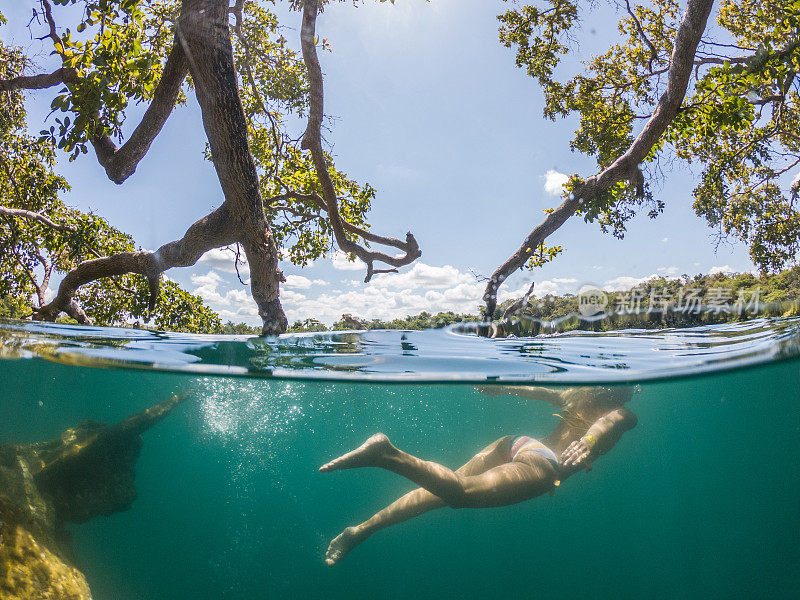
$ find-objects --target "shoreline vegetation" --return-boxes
[6,267,798,335]
[227,267,800,334]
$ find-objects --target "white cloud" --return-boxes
[281,289,307,303]
[709,265,735,275]
[371,262,473,289]
[332,251,365,271]
[280,284,480,324]
[276,273,578,325]
[602,274,658,291]
[198,247,249,275]
[531,280,561,296]
[217,301,259,323]
[602,268,689,292]
[191,270,224,289]
[191,270,257,319]
[542,169,569,196]
[661,237,669,243]
[194,260,736,328]
[276,262,487,323]
[276,262,592,324]
[283,275,330,290]
[284,275,312,290]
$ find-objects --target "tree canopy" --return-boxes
[484,0,800,319]
[0,0,420,334]
[1,34,221,331]
[2,1,798,332]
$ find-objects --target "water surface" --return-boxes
[1,319,798,599]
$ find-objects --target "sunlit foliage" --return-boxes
[0,32,221,332]
[499,0,800,271]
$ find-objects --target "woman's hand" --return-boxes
[560,437,594,467]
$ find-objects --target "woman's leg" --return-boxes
[324,436,514,565]
[321,433,557,508]
[322,434,556,565]
[359,435,516,527]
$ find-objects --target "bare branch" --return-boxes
[271,189,420,256]
[502,280,536,320]
[482,0,716,320]
[0,205,76,232]
[0,67,79,92]
[39,1,61,51]
[33,205,236,323]
[91,38,190,184]
[299,0,421,283]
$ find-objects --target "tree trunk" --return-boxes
[177,0,287,334]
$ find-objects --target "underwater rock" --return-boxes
[0,497,92,600]
[27,420,144,524]
[0,393,188,599]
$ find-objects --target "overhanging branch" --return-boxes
[0,67,79,92]
[482,0,716,320]
[0,205,76,233]
[32,205,236,324]
[91,38,190,184]
[17,0,287,334]
[298,0,421,283]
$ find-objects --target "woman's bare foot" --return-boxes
[319,433,396,472]
[324,526,367,566]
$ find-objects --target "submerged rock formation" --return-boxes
[0,393,188,600]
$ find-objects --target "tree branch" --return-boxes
[298,0,421,282]
[175,0,286,333]
[229,0,284,180]
[271,190,420,255]
[625,0,659,73]
[16,1,188,185]
[12,253,46,307]
[91,38,190,184]
[0,205,76,232]
[33,205,236,323]
[39,0,62,52]
[0,67,79,92]
[482,0,716,320]
[23,0,288,334]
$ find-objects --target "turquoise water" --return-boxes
[1,319,799,599]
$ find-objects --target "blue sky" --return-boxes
[3,1,761,325]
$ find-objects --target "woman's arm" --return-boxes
[475,385,566,405]
[560,407,637,467]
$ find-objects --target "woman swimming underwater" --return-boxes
[319,385,637,565]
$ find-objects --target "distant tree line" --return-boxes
[492,268,800,335]
[212,267,800,335]
[4,267,798,335]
